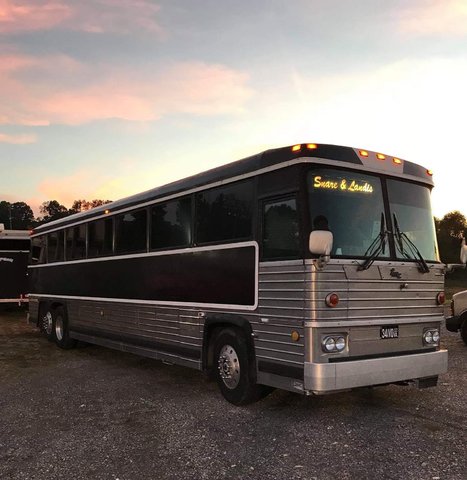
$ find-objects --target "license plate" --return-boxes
[380,325,399,339]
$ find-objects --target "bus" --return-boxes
[0,224,30,305]
[28,143,448,405]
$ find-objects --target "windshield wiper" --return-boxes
[358,212,387,271]
[393,213,430,273]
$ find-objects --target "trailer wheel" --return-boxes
[40,308,55,342]
[460,315,467,346]
[53,306,77,350]
[213,328,271,405]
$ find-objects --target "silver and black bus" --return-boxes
[28,143,448,404]
[0,225,30,305]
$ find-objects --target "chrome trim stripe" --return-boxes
[305,316,443,327]
[29,293,258,312]
[256,354,303,366]
[29,240,257,268]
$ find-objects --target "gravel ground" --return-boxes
[0,307,466,480]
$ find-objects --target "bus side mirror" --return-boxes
[309,230,333,267]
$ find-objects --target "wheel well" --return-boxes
[38,301,65,323]
[202,316,254,375]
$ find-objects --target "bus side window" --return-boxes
[31,235,46,264]
[88,218,113,257]
[150,197,192,250]
[262,196,300,260]
[115,209,147,254]
[47,231,64,263]
[195,180,254,244]
[66,225,86,260]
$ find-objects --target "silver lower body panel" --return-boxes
[304,349,448,393]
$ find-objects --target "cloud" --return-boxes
[0,54,253,126]
[0,132,37,143]
[0,0,164,36]
[397,0,467,36]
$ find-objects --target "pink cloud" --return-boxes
[398,0,467,36]
[0,131,37,143]
[0,0,163,35]
[0,55,253,126]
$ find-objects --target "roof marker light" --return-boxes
[427,169,433,176]
[292,144,301,152]
[393,158,402,165]
[376,153,385,160]
[104,209,110,214]
[307,143,318,150]
[359,150,369,157]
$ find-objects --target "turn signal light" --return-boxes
[325,293,340,307]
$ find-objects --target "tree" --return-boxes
[0,200,35,229]
[38,200,69,224]
[70,199,112,214]
[435,210,467,263]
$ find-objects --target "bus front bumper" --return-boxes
[304,349,448,393]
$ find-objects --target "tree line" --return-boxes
[0,199,111,229]
[0,198,465,264]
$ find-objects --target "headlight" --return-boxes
[322,335,347,353]
[423,329,440,345]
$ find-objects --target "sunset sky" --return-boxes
[0,0,466,219]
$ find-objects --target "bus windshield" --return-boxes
[308,167,438,262]
[387,179,439,262]
[308,168,388,258]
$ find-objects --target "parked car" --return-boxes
[446,290,467,345]
[446,237,467,344]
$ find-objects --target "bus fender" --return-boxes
[202,314,255,374]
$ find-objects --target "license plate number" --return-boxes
[380,326,399,339]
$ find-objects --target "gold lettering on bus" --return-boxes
[313,176,373,194]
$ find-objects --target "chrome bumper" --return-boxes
[304,349,448,393]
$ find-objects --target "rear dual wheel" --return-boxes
[40,305,76,349]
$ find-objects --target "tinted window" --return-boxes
[115,209,147,253]
[88,218,113,257]
[196,180,253,244]
[65,225,86,260]
[31,236,46,264]
[47,231,64,262]
[263,197,300,259]
[151,197,191,249]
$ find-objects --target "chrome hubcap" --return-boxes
[43,312,53,335]
[55,316,63,341]
[217,344,240,389]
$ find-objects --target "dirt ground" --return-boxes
[0,307,466,480]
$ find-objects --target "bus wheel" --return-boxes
[461,316,467,346]
[213,328,269,405]
[40,309,55,341]
[53,307,77,350]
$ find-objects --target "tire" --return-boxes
[39,308,55,342]
[461,316,467,346]
[53,306,77,349]
[213,328,271,405]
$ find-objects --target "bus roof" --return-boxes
[33,143,434,234]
